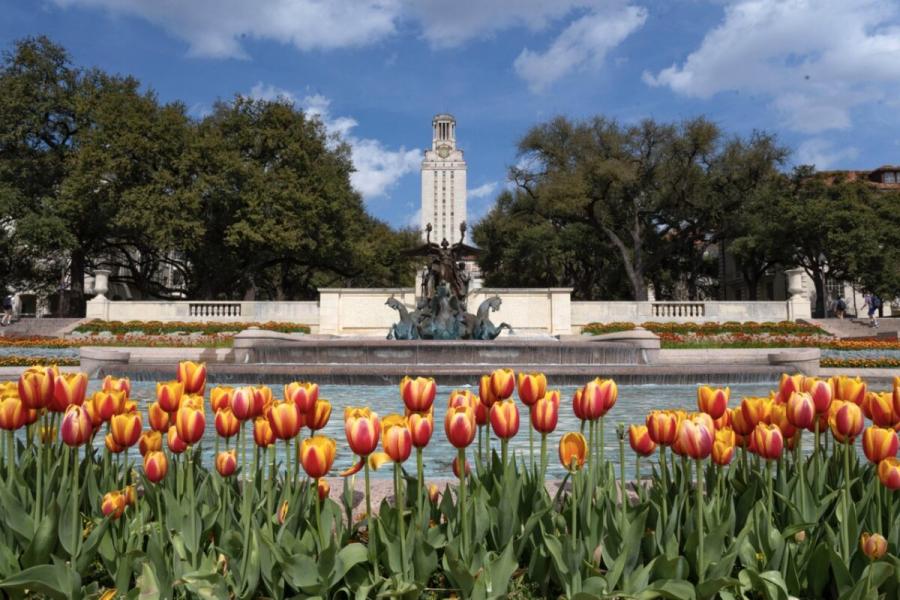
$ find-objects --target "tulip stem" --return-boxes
[188,450,197,568]
[72,445,80,560]
[35,428,43,523]
[540,434,548,484]
[571,468,577,554]
[659,446,668,531]
[599,417,605,476]
[6,430,14,485]
[842,439,851,564]
[635,455,642,501]
[501,438,508,470]
[315,478,324,548]
[529,417,535,476]
[416,447,424,526]
[156,486,165,548]
[394,462,407,580]
[814,419,820,489]
[365,458,378,577]
[457,447,467,558]
[293,437,300,488]
[696,458,704,582]
[619,429,626,520]
[766,459,774,524]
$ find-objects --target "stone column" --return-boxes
[93,270,110,298]
[318,289,340,335]
[549,289,572,335]
[85,269,111,320]
[785,268,811,321]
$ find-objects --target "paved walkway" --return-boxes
[807,317,899,339]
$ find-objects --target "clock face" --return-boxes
[437,145,450,159]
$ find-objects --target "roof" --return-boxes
[819,167,900,190]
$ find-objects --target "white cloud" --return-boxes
[297,94,420,200]
[52,0,400,58]
[248,82,295,103]
[514,5,647,92]
[795,138,859,169]
[406,207,422,229]
[468,181,499,199]
[644,0,900,133]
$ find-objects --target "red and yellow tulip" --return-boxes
[646,410,679,445]
[317,479,330,502]
[60,404,92,447]
[231,386,258,421]
[300,436,337,479]
[712,428,736,465]
[860,533,888,560]
[0,396,25,431]
[582,378,618,420]
[400,376,436,412]
[444,404,477,448]
[382,414,412,463]
[478,375,497,408]
[490,368,515,400]
[786,391,815,429]
[833,375,866,406]
[285,381,319,413]
[110,411,142,448]
[862,426,898,464]
[18,366,55,410]
[751,423,783,460]
[675,417,713,460]
[531,392,560,434]
[92,390,126,422]
[253,416,275,448]
[175,404,205,446]
[216,450,237,477]
[306,399,331,432]
[156,381,184,413]
[559,431,588,471]
[628,424,656,456]
[104,433,124,454]
[102,375,131,397]
[268,401,302,440]
[776,373,804,404]
[804,377,834,414]
[138,430,162,456]
[166,425,187,454]
[408,410,433,448]
[143,451,168,483]
[697,385,729,419]
[868,392,899,428]
[490,398,520,439]
[177,361,206,395]
[209,386,233,412]
[215,407,240,438]
[345,407,381,456]
[101,491,126,519]
[829,400,864,443]
[516,372,547,407]
[50,372,88,412]
[878,457,900,490]
[148,402,170,432]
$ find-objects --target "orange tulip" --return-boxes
[82,399,102,428]
[646,410,679,445]
[878,457,900,490]
[175,404,205,446]
[284,381,319,413]
[804,377,834,414]
[209,386,234,412]
[786,392,815,429]
[102,375,131,397]
[92,390,125,422]
[860,533,887,560]
[110,411,142,448]
[143,451,168,483]
[490,368,515,400]
[0,396,25,431]
[451,456,471,478]
[697,386,729,419]
[254,417,275,448]
[559,432,588,471]
[216,450,237,477]
[868,392,899,428]
[268,401,302,440]
[830,401,864,443]
[400,376,436,412]
[777,373,805,404]
[448,389,477,410]
[712,428,736,465]
[255,386,273,413]
[751,424,783,460]
[769,403,796,439]
[18,366,55,409]
[101,491,126,519]
[177,361,206,395]
[50,372,88,412]
[215,407,240,438]
[833,375,866,406]
[156,381,184,413]
[300,436,337,479]
[444,404,477,448]
[345,407,381,456]
[728,406,754,436]
[531,392,560,434]
[478,375,497,408]
[572,387,588,421]
[231,386,258,421]
[628,424,656,456]
[166,425,187,454]
[277,501,290,525]
[428,483,440,503]
[408,410,433,448]
[148,402,170,432]
[490,398,520,439]
[741,397,772,428]
[582,378,618,420]
[712,410,731,430]
[60,404,92,447]
[105,433,125,453]
[317,479,330,501]
[138,430,162,457]
[676,417,713,460]
[516,372,547,407]
[382,415,412,463]
[306,399,331,432]
[862,427,898,464]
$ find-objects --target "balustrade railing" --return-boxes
[651,302,706,318]
[188,303,242,317]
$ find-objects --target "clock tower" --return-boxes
[421,114,466,242]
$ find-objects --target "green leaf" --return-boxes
[0,562,82,600]
[180,570,229,600]
[138,562,162,600]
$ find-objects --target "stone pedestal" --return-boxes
[785,268,811,321]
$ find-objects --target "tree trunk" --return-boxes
[812,272,826,318]
[66,249,86,318]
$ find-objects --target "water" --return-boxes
[822,349,900,359]
[0,346,79,358]
[82,381,779,479]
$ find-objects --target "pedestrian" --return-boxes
[1,293,12,326]
[863,292,880,328]
[833,296,847,320]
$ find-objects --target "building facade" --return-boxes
[420,114,467,243]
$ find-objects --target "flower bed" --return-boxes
[0,355,79,367]
[75,319,310,335]
[1,366,898,597]
[583,320,826,336]
[821,357,900,369]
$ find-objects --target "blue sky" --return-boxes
[3,0,900,229]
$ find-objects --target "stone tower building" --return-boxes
[420,114,466,242]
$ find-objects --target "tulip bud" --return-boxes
[216,450,237,477]
[628,424,656,456]
[278,501,289,525]
[868,392,899,428]
[400,376,436,412]
[444,405,476,448]
[490,399,520,439]
[408,410,433,448]
[317,479,330,502]
[139,430,162,456]
[428,483,440,504]
[306,399,331,432]
[751,424,783,460]
[268,401,302,440]
[804,377,833,414]
[166,425,187,454]
[451,456,471,478]
[676,417,713,460]
[516,372,547,407]
[478,375,497,408]
[51,372,88,412]
[777,373,804,404]
[101,491,126,519]
[60,404,92,447]
[646,410,678,445]
[284,381,318,413]
[794,530,807,543]
[786,392,815,429]
[143,450,168,483]
[829,401,864,443]
[572,387,588,421]
[863,427,899,464]
[878,457,900,490]
[253,417,275,448]
[345,407,381,456]
[490,368,515,400]
[92,390,126,422]
[860,533,888,560]
[697,386,729,419]
[210,386,234,412]
[583,378,618,420]
[175,404,205,446]
[102,375,131,397]
[111,411,142,448]
[147,402,170,432]
[18,366,55,410]
[122,485,137,506]
[230,386,256,421]
[531,392,560,434]
[156,380,184,413]
[177,361,207,395]
[299,436,337,479]
[0,396,26,431]
[559,431,588,471]
[382,414,412,463]
[215,407,240,439]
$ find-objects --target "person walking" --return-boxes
[863,292,880,328]
[833,296,847,319]
[1,294,12,326]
